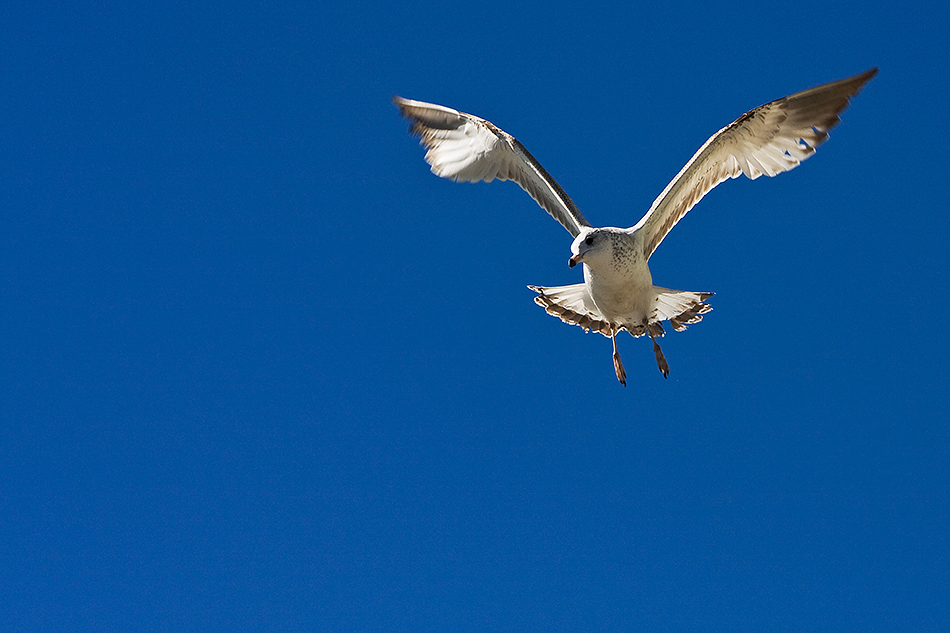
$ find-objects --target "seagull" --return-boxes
[394,68,876,385]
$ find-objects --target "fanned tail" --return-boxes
[529,284,713,339]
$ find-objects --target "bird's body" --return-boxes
[395,69,876,384]
[578,229,653,328]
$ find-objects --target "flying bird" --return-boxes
[394,68,876,385]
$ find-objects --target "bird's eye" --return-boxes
[584,236,594,245]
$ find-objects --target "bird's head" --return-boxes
[569,229,608,269]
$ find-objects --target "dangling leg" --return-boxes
[611,329,626,386]
[647,325,670,379]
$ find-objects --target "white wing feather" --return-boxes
[394,97,592,237]
[633,68,878,258]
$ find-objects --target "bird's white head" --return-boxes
[569,229,608,269]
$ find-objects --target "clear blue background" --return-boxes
[3,1,948,631]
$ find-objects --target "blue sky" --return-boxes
[3,1,949,631]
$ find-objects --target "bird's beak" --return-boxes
[568,253,583,268]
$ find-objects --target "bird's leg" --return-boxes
[612,330,626,386]
[647,325,670,379]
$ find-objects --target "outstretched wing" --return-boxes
[632,68,877,259]
[394,97,592,237]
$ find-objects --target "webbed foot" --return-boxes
[652,338,669,379]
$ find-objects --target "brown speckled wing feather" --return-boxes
[394,97,592,237]
[633,68,877,259]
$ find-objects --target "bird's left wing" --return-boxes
[394,97,592,237]
[632,68,877,259]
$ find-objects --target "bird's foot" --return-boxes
[613,350,627,386]
[652,339,669,379]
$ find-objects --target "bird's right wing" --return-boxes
[394,97,592,238]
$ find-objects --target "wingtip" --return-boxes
[858,67,879,84]
[852,67,879,89]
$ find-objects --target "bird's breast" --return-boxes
[584,255,654,323]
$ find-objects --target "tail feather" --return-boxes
[654,287,714,334]
[528,284,614,337]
